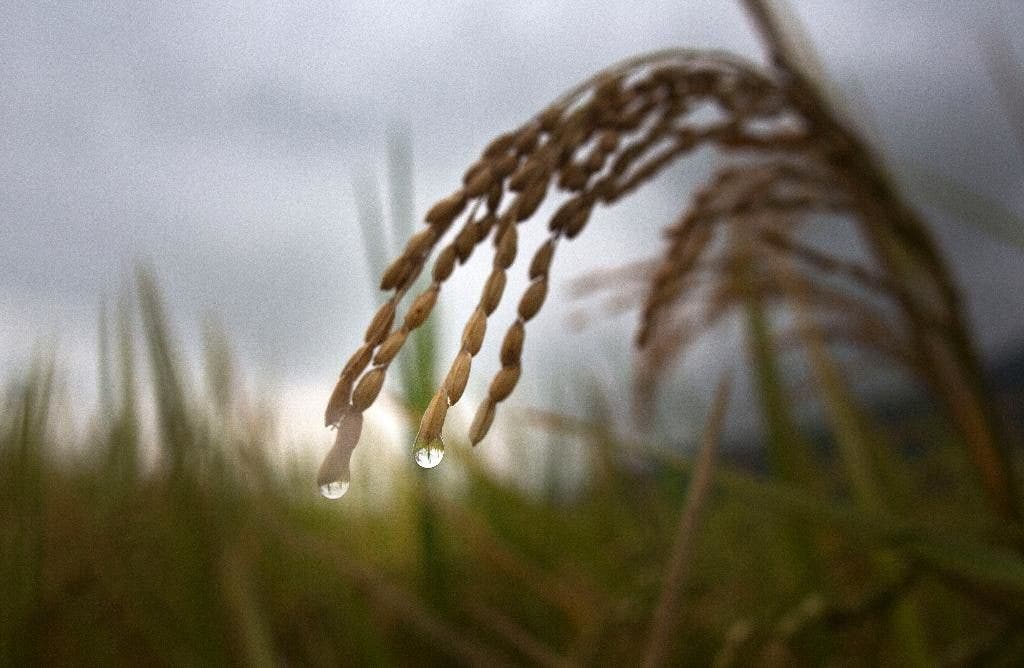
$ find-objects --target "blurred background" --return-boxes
[2,1,1024,665]
[4,0,1024,442]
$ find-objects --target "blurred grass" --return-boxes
[1,267,1023,666]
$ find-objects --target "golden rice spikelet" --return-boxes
[482,131,517,158]
[518,279,548,321]
[342,343,374,382]
[494,224,518,268]
[418,387,450,442]
[563,201,593,239]
[492,153,519,178]
[500,321,526,367]
[379,255,414,291]
[461,308,488,356]
[432,245,458,282]
[351,367,387,412]
[528,240,556,280]
[405,227,437,259]
[425,189,468,229]
[538,105,562,133]
[454,222,479,262]
[486,186,504,214]
[515,181,548,221]
[403,285,440,329]
[476,212,498,240]
[469,397,497,446]
[488,365,521,402]
[549,196,587,233]
[515,125,540,155]
[464,164,494,198]
[363,299,397,346]
[480,268,507,315]
[508,160,546,193]
[444,351,473,405]
[373,328,409,366]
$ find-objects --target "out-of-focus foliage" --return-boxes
[2,272,1023,666]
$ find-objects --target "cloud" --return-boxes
[1,0,1022,421]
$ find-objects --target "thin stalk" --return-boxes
[741,0,1021,526]
[643,375,731,668]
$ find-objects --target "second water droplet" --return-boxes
[413,437,445,469]
[319,478,350,499]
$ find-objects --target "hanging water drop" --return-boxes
[413,436,445,468]
[319,478,350,499]
[316,409,363,500]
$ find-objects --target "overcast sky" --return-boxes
[2,1,1023,446]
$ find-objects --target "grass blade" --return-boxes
[643,374,731,668]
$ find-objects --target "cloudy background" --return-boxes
[2,1,1023,450]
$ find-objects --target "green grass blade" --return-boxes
[97,298,115,422]
[136,267,193,472]
[899,162,1024,249]
[352,169,392,283]
[716,469,1024,595]
[743,291,820,492]
[113,290,139,484]
[387,122,416,243]
[796,316,931,665]
[201,315,235,419]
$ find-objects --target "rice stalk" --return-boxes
[324,47,828,472]
[321,0,1020,534]
[740,0,1020,523]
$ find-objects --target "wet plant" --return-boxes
[5,1,1023,664]
[320,0,1020,531]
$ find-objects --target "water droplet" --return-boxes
[316,410,362,500]
[413,437,445,468]
[319,478,350,499]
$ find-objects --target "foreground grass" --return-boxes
[2,279,1023,667]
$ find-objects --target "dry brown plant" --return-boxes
[319,0,1018,525]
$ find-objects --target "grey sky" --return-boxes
[2,1,1023,442]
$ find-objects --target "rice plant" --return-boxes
[4,1,1024,665]
[320,0,1020,527]
[308,1,1024,662]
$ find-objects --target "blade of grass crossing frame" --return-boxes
[643,374,731,668]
